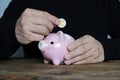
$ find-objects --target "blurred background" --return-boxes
[0,0,24,58]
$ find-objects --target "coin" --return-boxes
[58,18,66,28]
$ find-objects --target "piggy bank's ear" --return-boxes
[57,31,65,42]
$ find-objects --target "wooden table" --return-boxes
[0,58,120,80]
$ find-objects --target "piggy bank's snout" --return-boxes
[38,41,48,50]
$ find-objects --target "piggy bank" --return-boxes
[38,31,75,65]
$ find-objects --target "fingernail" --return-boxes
[56,19,60,25]
[64,61,71,65]
[68,45,74,51]
[65,54,71,60]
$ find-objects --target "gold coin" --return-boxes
[58,18,66,28]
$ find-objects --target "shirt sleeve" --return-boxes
[0,0,24,59]
[99,0,120,61]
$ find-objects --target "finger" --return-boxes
[31,16,55,32]
[67,35,90,51]
[22,15,54,32]
[73,53,104,65]
[64,48,94,65]
[73,56,97,65]
[70,47,103,65]
[23,8,59,25]
[29,33,44,41]
[24,32,44,42]
[16,28,44,44]
[16,33,30,44]
[65,41,92,60]
[28,24,49,36]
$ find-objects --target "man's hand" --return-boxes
[64,35,104,65]
[15,8,59,44]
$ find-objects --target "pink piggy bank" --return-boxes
[38,31,75,65]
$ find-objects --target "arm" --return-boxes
[0,0,24,59]
[0,0,59,59]
[64,0,120,64]
[101,0,120,61]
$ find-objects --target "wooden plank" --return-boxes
[0,59,120,80]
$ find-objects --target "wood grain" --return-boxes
[0,59,120,80]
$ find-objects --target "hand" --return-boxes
[15,8,59,44]
[64,35,104,65]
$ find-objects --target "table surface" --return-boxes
[0,58,120,80]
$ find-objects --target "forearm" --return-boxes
[0,0,24,59]
[0,19,20,59]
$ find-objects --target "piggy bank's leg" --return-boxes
[44,59,49,64]
[53,59,61,65]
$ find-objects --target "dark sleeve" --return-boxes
[0,0,25,59]
[99,0,120,61]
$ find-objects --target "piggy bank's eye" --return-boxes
[50,41,54,44]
